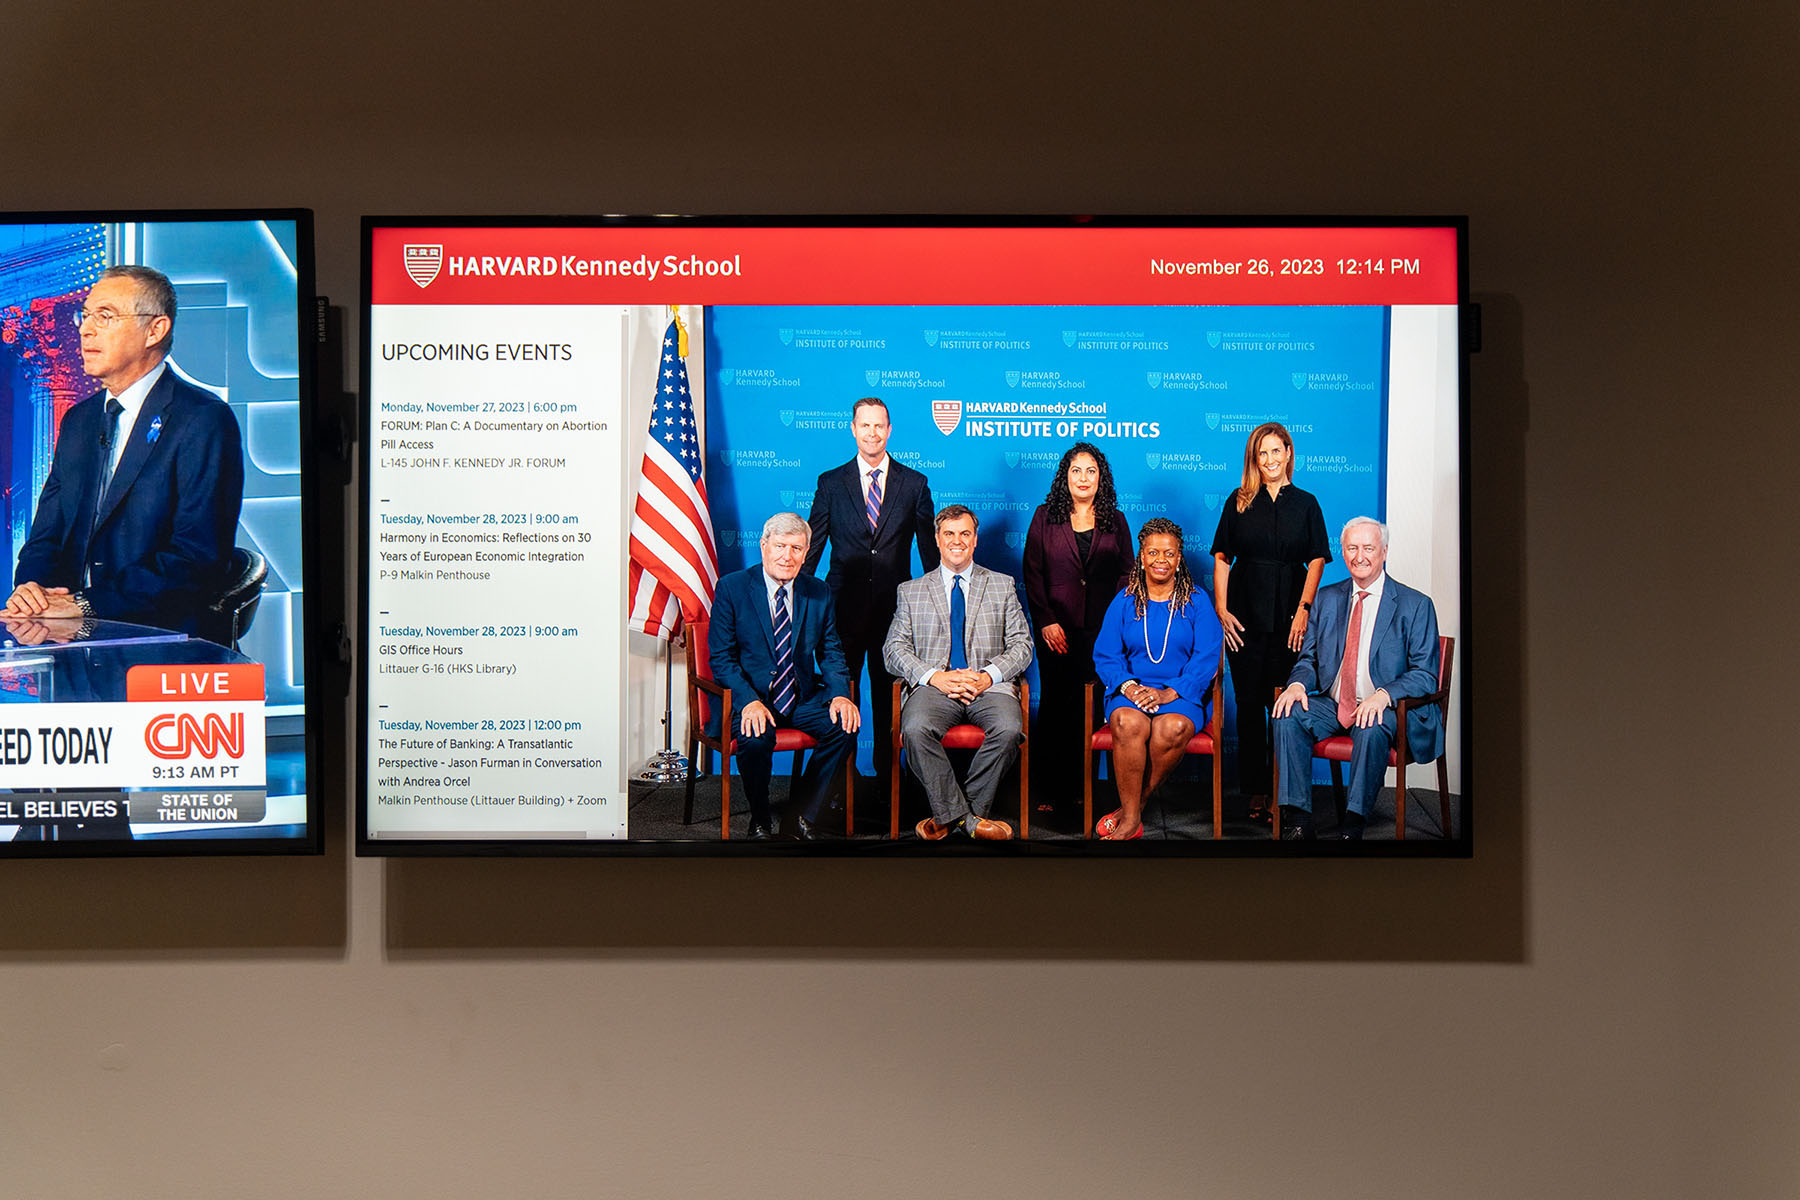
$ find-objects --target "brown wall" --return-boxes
[1,2,1793,1195]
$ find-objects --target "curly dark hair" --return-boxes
[1125,516,1196,619]
[1042,441,1119,528]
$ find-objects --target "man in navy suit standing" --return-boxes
[710,512,861,840]
[804,397,938,787]
[1271,516,1443,840]
[5,265,243,640]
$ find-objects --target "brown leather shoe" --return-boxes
[914,817,950,841]
[968,817,1014,841]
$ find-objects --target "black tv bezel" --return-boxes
[0,207,324,859]
[355,213,1471,859]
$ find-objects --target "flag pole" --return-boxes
[638,303,692,784]
[637,631,687,783]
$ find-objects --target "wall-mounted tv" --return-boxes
[0,210,320,855]
[359,217,1467,855]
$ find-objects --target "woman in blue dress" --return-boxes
[1091,518,1225,839]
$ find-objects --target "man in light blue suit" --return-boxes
[709,512,860,841]
[1272,516,1442,840]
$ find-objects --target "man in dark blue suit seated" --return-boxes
[1271,516,1443,840]
[5,265,244,641]
[709,512,861,841]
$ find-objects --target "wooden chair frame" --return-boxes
[681,620,855,840]
[1273,636,1455,840]
[1081,652,1227,839]
[888,679,1030,839]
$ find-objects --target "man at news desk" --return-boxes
[5,265,243,642]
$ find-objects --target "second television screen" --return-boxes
[361,219,1466,853]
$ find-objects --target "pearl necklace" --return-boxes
[1143,596,1174,664]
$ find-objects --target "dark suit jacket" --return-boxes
[803,457,938,646]
[1287,573,1444,763]
[14,367,244,637]
[707,566,851,731]
[1022,504,1133,634]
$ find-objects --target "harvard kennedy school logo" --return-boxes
[933,400,962,435]
[403,245,443,288]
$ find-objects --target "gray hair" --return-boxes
[98,264,177,353]
[760,512,811,546]
[1339,516,1390,549]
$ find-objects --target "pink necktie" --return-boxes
[1336,589,1369,727]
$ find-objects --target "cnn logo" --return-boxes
[146,712,245,760]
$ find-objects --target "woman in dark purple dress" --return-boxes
[1023,442,1132,826]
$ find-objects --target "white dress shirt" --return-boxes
[106,360,168,474]
[1343,570,1387,704]
[917,563,1002,689]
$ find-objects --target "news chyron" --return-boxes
[360,217,1468,855]
[0,212,318,855]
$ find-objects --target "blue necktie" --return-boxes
[948,574,967,670]
[86,397,124,583]
[94,397,124,524]
[865,467,882,530]
[771,585,796,715]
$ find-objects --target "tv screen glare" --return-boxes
[0,211,319,855]
[359,217,1467,855]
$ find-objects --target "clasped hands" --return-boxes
[739,695,861,738]
[4,582,81,620]
[929,668,992,704]
[1122,681,1177,714]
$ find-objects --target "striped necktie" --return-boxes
[865,467,882,530]
[771,585,796,715]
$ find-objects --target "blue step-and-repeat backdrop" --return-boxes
[703,303,1391,774]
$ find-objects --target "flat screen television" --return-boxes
[359,217,1468,855]
[0,210,320,855]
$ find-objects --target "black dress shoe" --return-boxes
[1338,827,1364,841]
[1279,804,1315,841]
[745,821,774,841]
[794,815,826,841]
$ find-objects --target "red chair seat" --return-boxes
[683,616,853,839]
[888,681,1031,839]
[1275,635,1456,840]
[1081,661,1227,839]
[940,725,989,750]
[1090,727,1217,756]
[1310,735,1399,766]
[765,729,819,754]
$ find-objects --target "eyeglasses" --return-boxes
[72,307,159,331]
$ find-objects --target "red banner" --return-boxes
[369,225,1460,306]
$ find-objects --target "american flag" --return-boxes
[627,316,719,638]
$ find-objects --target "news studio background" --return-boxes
[0,216,310,847]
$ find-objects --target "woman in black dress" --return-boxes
[1209,421,1328,827]
[1023,442,1132,826]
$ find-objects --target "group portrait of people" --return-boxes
[700,395,1450,843]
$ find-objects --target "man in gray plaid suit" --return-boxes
[882,504,1034,840]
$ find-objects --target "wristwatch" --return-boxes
[72,591,96,618]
